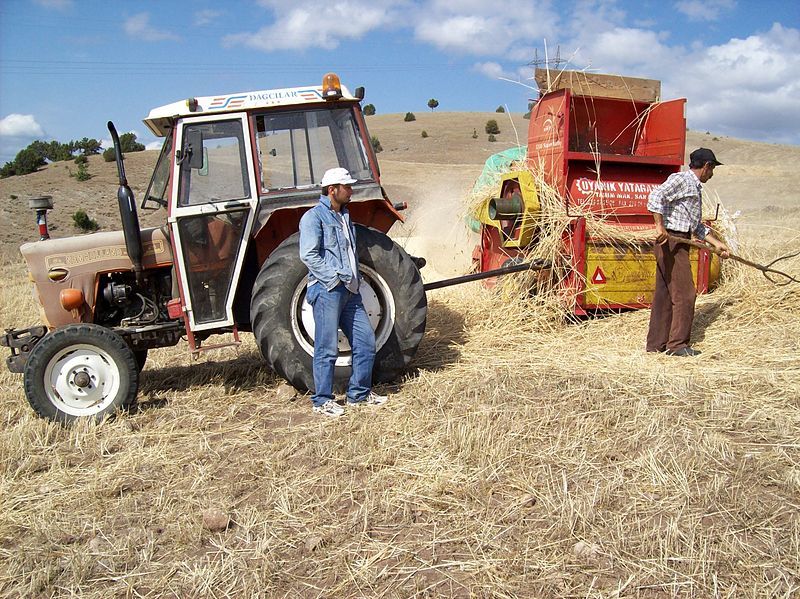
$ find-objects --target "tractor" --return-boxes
[471,69,722,314]
[2,73,428,423]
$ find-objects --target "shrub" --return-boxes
[523,112,531,120]
[69,162,91,182]
[496,106,505,113]
[363,104,376,116]
[472,128,478,139]
[74,154,88,165]
[404,112,416,122]
[488,134,497,142]
[370,136,383,153]
[103,147,116,162]
[72,209,99,232]
[485,120,500,135]
[10,194,18,199]
[427,98,439,111]
[421,130,428,138]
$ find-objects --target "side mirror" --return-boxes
[355,87,365,100]
[177,129,205,169]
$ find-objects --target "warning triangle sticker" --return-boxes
[591,266,606,284]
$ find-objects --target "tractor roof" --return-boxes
[143,83,359,137]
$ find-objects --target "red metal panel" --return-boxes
[566,162,679,216]
[636,98,686,162]
[527,90,569,196]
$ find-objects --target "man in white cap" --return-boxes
[298,167,388,416]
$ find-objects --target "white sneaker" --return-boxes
[366,391,388,405]
[312,400,345,417]
[348,391,389,406]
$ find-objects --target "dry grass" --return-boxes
[1,209,799,597]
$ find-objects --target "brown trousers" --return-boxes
[646,233,696,352]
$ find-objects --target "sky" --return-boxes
[1,0,798,164]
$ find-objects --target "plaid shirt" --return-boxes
[647,170,710,239]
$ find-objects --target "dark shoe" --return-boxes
[666,347,701,357]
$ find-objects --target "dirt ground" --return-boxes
[0,112,798,598]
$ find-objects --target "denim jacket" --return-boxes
[299,195,359,290]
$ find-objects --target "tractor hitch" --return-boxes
[423,259,551,291]
[1,325,48,373]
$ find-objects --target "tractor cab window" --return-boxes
[178,120,251,207]
[142,133,173,210]
[255,108,371,192]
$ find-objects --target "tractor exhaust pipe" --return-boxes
[107,121,144,285]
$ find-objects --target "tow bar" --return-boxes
[423,259,552,291]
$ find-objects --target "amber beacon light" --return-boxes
[322,72,343,100]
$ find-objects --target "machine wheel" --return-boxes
[23,324,139,424]
[250,225,427,392]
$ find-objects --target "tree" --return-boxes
[404,112,416,122]
[1,162,16,178]
[496,105,505,113]
[427,98,439,111]
[75,137,102,155]
[13,147,46,176]
[485,119,500,135]
[363,104,376,116]
[119,132,145,153]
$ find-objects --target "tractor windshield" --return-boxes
[141,133,173,210]
[255,108,371,192]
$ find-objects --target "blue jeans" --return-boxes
[306,283,376,406]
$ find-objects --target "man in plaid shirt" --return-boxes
[646,148,730,357]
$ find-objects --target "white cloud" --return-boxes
[413,1,558,57]
[194,10,223,27]
[474,62,508,79]
[224,0,399,51]
[675,0,735,22]
[0,115,46,164]
[0,114,45,138]
[677,24,800,142]
[124,13,180,42]
[145,141,163,151]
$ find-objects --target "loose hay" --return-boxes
[1,153,799,596]
[1,212,799,596]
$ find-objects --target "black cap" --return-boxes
[689,147,722,167]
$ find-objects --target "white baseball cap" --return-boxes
[320,167,357,187]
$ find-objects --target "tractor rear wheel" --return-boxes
[23,324,139,424]
[250,225,427,392]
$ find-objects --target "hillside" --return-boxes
[1,112,798,276]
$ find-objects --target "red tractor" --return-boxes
[2,74,427,423]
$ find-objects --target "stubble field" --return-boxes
[0,112,798,597]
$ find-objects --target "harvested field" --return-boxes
[0,115,799,597]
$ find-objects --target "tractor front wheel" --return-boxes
[23,324,139,424]
[250,225,427,392]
